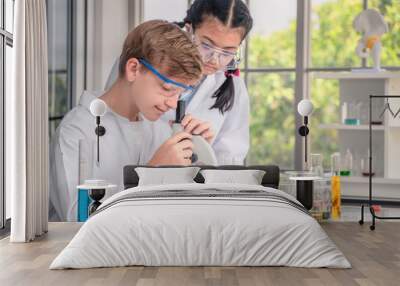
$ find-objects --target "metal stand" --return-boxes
[296,180,314,210]
[359,95,400,230]
[88,188,106,215]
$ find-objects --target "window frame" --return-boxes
[1,0,14,231]
[47,0,74,124]
[241,0,400,170]
[47,0,87,139]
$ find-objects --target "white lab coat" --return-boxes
[162,72,249,164]
[105,61,250,165]
[49,91,171,221]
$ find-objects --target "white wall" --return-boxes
[143,0,187,22]
[101,0,129,89]
[84,0,129,98]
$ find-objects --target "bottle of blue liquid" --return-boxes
[78,189,92,222]
[78,139,95,222]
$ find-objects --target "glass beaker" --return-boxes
[340,149,353,176]
[78,139,95,184]
[341,102,347,124]
[344,102,361,125]
[310,153,324,176]
[330,152,341,176]
[359,102,368,125]
[360,150,375,177]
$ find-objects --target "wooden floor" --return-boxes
[0,222,399,286]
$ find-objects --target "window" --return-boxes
[140,0,300,169]
[47,0,74,139]
[309,0,400,169]
[246,72,296,168]
[247,0,297,69]
[368,0,400,67]
[243,0,297,169]
[311,0,363,68]
[5,0,13,33]
[1,0,14,229]
[242,0,400,170]
[309,0,363,169]
[46,0,400,174]
[47,0,88,140]
[47,0,69,137]
[42,0,400,188]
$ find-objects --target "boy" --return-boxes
[50,20,212,221]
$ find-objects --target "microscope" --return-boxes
[172,100,218,165]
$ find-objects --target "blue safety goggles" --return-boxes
[139,58,194,92]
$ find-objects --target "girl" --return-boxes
[105,0,253,164]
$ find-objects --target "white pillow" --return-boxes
[135,167,200,186]
[200,169,266,185]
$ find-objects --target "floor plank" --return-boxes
[0,221,399,286]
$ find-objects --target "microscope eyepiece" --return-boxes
[175,100,186,123]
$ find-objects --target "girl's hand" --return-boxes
[181,114,214,143]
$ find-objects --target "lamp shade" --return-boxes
[90,99,107,117]
[297,99,314,116]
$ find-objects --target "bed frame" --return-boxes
[123,165,280,190]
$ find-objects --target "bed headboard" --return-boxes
[123,165,280,189]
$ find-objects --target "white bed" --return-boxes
[50,183,351,269]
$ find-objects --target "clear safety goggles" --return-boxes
[139,58,195,95]
[192,35,242,70]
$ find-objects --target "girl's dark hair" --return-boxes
[176,0,253,114]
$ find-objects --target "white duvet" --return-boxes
[50,183,351,269]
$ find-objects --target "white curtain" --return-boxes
[7,0,49,242]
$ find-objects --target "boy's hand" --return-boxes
[181,114,214,143]
[148,132,194,166]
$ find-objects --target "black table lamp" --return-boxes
[297,99,314,165]
[89,99,107,164]
[295,99,316,210]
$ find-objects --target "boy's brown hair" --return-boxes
[119,20,203,82]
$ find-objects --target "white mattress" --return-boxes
[50,183,351,269]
